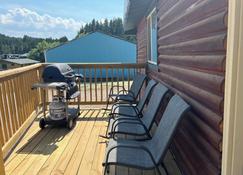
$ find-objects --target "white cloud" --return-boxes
[0,12,13,24]
[0,8,85,39]
[99,18,106,24]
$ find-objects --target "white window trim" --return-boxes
[146,8,158,65]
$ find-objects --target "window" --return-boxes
[147,8,158,65]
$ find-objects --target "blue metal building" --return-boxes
[45,32,136,63]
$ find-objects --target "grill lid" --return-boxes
[42,63,74,83]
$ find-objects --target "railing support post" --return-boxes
[0,143,5,175]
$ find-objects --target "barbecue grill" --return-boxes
[32,63,83,129]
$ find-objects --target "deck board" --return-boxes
[5,107,181,175]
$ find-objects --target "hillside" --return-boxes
[0,34,67,55]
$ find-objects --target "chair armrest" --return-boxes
[111,119,145,134]
[103,143,157,168]
[127,90,136,98]
[117,89,129,95]
[109,86,127,96]
[110,117,140,129]
[112,117,140,123]
[109,112,138,118]
[110,102,135,113]
[111,104,139,116]
[114,91,135,102]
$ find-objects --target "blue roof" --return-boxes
[45,32,136,63]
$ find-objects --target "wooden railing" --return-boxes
[0,63,145,174]
[0,64,43,162]
[46,63,146,104]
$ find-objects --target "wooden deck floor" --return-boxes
[4,106,181,175]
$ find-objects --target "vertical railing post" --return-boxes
[0,131,5,175]
[68,63,145,104]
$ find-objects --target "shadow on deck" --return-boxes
[4,106,181,175]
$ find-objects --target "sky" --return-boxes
[0,0,124,39]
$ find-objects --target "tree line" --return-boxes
[0,34,68,55]
[76,18,136,43]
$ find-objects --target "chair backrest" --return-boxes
[136,80,157,112]
[141,83,168,130]
[128,74,146,99]
[147,95,190,164]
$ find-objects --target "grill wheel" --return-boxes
[67,118,75,130]
[39,118,46,129]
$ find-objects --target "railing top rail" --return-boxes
[67,63,146,68]
[0,63,43,81]
[0,62,146,81]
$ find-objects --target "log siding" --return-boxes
[136,0,228,174]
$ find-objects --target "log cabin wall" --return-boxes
[136,0,228,174]
[137,19,147,64]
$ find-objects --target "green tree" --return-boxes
[76,18,136,43]
[95,21,100,31]
[29,40,60,62]
[59,36,68,43]
[104,19,109,33]
[91,19,96,32]
[0,33,67,55]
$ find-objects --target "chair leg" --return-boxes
[104,96,113,111]
[105,117,112,137]
[103,164,110,175]
[99,115,112,139]
[154,165,162,175]
[161,162,169,175]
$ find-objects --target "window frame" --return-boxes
[146,8,158,65]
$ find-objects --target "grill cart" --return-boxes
[32,64,83,129]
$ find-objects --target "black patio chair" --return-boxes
[109,79,157,118]
[104,74,146,111]
[107,83,169,140]
[101,80,158,139]
[103,95,190,175]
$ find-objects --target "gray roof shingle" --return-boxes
[0,59,39,65]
